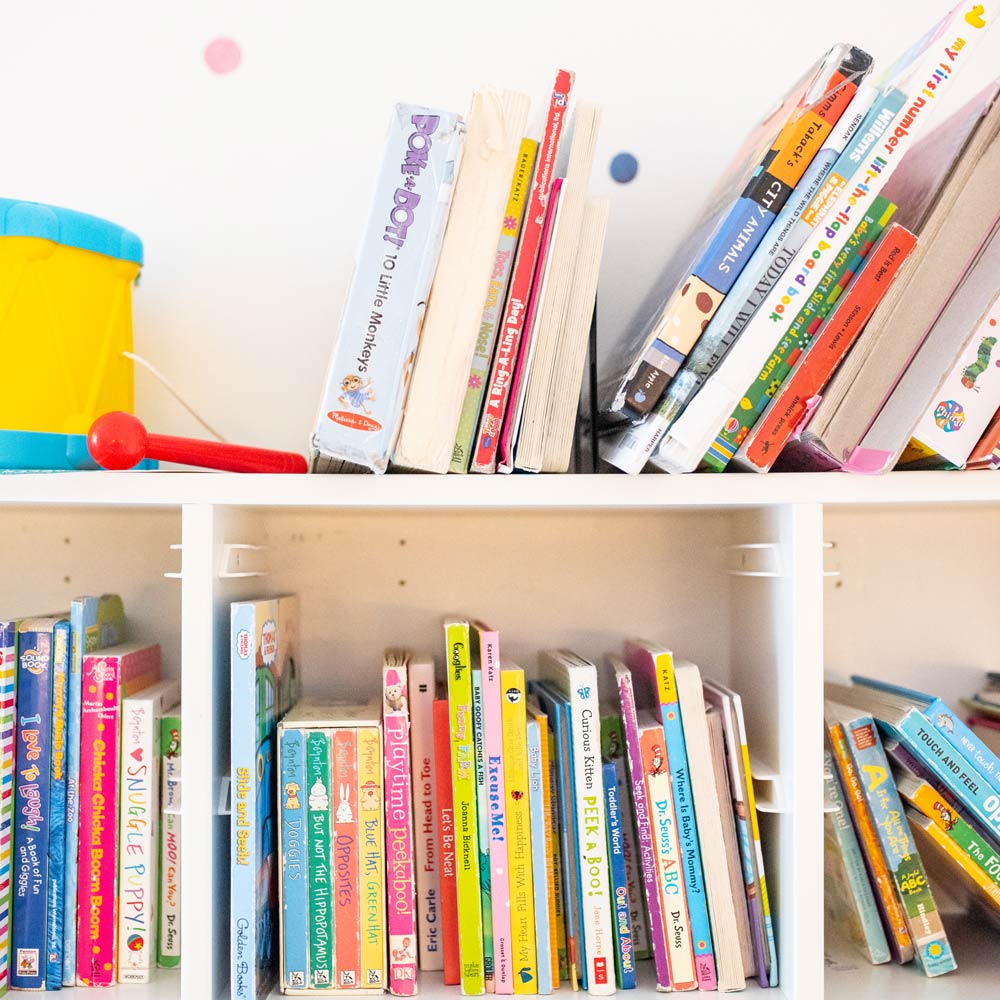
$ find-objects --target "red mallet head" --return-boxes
[88,411,148,470]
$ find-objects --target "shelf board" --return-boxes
[1,470,999,509]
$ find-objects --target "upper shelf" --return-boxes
[1,470,999,509]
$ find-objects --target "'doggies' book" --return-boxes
[311,106,464,474]
[230,597,300,1000]
[76,641,161,987]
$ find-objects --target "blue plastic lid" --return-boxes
[0,198,143,265]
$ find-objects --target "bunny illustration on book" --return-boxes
[336,783,353,823]
[309,776,329,811]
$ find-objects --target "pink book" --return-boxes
[498,179,565,472]
[76,643,161,986]
[408,656,441,972]
[473,622,513,994]
[383,654,418,995]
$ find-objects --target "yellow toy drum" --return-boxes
[0,198,143,469]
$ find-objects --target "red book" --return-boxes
[433,699,460,985]
[738,223,918,472]
[333,729,360,988]
[471,68,575,473]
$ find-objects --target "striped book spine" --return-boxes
[279,726,308,990]
[307,730,334,988]
[334,729,361,988]
[358,726,386,989]
[0,622,18,995]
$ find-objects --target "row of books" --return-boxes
[600,2,1000,475]
[309,72,608,475]
[0,599,182,994]
[228,597,779,997]
[823,674,1000,976]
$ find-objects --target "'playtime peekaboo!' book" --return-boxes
[231,597,301,1000]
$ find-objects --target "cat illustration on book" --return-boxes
[648,744,666,776]
[933,800,958,832]
[339,374,376,414]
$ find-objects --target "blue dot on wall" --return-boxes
[610,152,638,184]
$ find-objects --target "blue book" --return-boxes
[46,620,70,988]
[279,726,309,990]
[63,595,126,985]
[850,674,1000,796]
[471,670,495,987]
[530,682,584,989]
[11,617,62,990]
[602,762,636,990]
[526,718,552,994]
[231,597,301,1000]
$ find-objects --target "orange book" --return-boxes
[825,719,913,964]
[434,700,461,985]
[333,729,361,988]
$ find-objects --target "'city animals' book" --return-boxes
[383,652,418,996]
[158,708,182,970]
[11,617,66,991]
[311,105,464,473]
[65,595,126,986]
[76,641,162,987]
[230,597,300,1000]
[118,679,181,984]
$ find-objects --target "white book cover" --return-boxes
[672,663,745,992]
[117,679,180,983]
[408,657,441,971]
[538,650,615,996]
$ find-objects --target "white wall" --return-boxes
[5,1,997,454]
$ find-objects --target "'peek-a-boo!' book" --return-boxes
[311,105,465,474]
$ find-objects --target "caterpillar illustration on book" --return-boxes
[961,335,998,389]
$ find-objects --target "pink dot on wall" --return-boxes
[204,37,242,74]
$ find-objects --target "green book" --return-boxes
[158,710,182,968]
[307,730,333,988]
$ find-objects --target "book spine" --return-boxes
[118,691,160,983]
[159,714,182,969]
[566,670,614,995]
[46,621,69,988]
[63,605,87,986]
[501,669,536,995]
[843,717,954,975]
[0,623,17,995]
[925,698,1000,798]
[652,654,716,987]
[12,627,53,990]
[544,724,569,985]
[895,710,1000,843]
[909,808,1000,907]
[612,754,648,962]
[603,762,636,990]
[472,70,574,473]
[615,670,670,989]
[471,672,495,990]
[307,730,334,988]
[230,603,258,999]
[75,651,123,985]
[705,195,896,470]
[640,725,695,991]
[826,721,913,963]
[736,223,917,471]
[537,716,560,989]
[434,699,460,986]
[527,719,551,994]
[904,779,1000,897]
[480,632,513,994]
[408,660,441,972]
[334,728,360,988]
[384,666,418,995]
[553,696,584,988]
[446,622,485,994]
[823,749,890,965]
[358,726,386,989]
[280,726,308,989]
[452,139,538,472]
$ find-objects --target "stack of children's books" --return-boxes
[823,674,1000,977]
[230,603,781,996]
[309,71,608,476]
[0,598,182,992]
[596,1,1000,476]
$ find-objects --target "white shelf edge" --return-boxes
[0,470,999,509]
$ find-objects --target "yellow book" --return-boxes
[446,620,485,994]
[358,726,386,989]
[502,667,537,993]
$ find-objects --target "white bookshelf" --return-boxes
[1,470,996,1000]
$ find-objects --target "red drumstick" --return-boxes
[88,412,308,473]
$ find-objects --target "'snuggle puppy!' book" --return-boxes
[311,104,465,474]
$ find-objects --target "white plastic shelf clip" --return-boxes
[219,543,267,579]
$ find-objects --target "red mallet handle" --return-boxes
[88,412,308,474]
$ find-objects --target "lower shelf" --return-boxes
[80,968,180,997]
[824,912,995,1000]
